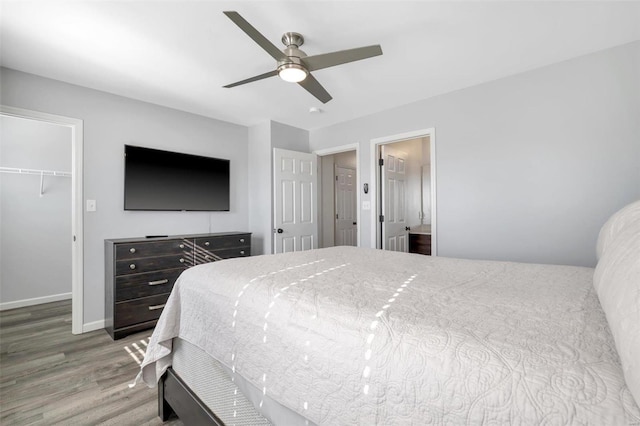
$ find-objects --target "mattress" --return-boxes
[139,246,640,424]
[172,337,312,425]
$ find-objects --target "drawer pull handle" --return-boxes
[148,304,165,311]
[129,264,136,270]
[148,279,169,286]
[179,244,185,249]
[240,250,245,255]
[204,241,210,246]
[179,258,185,263]
[129,248,136,254]
[240,238,245,243]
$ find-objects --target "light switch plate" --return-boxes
[86,199,96,212]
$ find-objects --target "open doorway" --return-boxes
[370,129,436,255]
[0,105,84,334]
[314,144,359,248]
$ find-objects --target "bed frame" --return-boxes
[159,368,223,425]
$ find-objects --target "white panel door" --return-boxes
[381,145,408,252]
[335,166,357,246]
[273,148,318,254]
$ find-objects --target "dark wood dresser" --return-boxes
[105,232,251,339]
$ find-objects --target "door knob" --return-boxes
[405,226,411,231]
[277,228,283,234]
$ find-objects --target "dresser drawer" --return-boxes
[115,239,191,260]
[195,246,250,264]
[115,268,185,302]
[116,254,193,275]
[114,293,170,329]
[194,234,250,250]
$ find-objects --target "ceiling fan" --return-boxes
[222,11,383,104]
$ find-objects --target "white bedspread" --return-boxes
[139,246,640,424]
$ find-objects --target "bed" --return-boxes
[138,201,640,425]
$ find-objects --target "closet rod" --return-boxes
[1,166,71,196]
[0,166,71,177]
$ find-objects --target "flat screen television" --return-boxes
[124,145,230,211]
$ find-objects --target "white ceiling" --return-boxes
[1,1,639,130]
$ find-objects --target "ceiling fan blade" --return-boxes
[302,45,382,72]
[298,74,332,104]
[223,11,287,62]
[223,70,278,88]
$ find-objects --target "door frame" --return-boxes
[313,143,360,247]
[370,128,437,255]
[0,105,84,334]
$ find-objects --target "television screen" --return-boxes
[124,145,230,211]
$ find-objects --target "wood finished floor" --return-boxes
[0,300,182,425]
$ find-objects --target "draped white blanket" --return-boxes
[139,246,640,424]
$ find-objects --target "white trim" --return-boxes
[313,143,361,247]
[0,292,72,311]
[370,128,437,255]
[82,319,106,333]
[0,105,84,334]
[313,143,358,156]
[429,129,437,256]
[370,129,434,146]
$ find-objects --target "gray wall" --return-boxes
[0,68,249,326]
[271,121,309,153]
[247,121,271,255]
[0,116,72,305]
[310,41,640,267]
[248,120,310,255]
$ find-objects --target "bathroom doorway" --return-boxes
[315,144,359,248]
[370,129,436,255]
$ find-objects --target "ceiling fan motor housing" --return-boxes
[282,32,304,48]
[280,32,308,71]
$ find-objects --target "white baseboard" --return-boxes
[82,319,106,333]
[0,292,72,311]
[0,293,107,334]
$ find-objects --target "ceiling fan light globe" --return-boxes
[278,64,308,83]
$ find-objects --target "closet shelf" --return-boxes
[0,166,72,197]
[0,166,71,177]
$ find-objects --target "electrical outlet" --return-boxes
[362,201,371,210]
[86,199,96,212]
